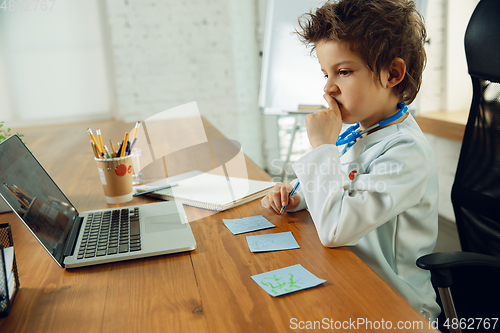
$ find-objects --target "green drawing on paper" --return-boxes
[261,273,301,295]
[252,264,326,297]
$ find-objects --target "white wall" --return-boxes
[0,22,14,121]
[444,0,479,112]
[419,0,447,113]
[0,0,265,167]
[103,0,264,167]
[0,0,113,126]
[419,0,479,114]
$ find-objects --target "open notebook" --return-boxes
[135,171,275,211]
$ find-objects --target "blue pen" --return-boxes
[279,181,300,215]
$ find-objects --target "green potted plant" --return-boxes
[0,121,25,213]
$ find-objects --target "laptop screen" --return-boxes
[0,135,78,265]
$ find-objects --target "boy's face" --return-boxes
[316,39,399,129]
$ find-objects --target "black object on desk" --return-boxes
[0,223,20,317]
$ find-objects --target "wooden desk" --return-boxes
[415,110,469,142]
[0,120,438,332]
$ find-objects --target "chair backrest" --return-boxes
[451,0,500,256]
[436,1,500,327]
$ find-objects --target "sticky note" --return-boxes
[98,168,107,185]
[223,215,275,235]
[251,264,326,297]
[246,231,299,253]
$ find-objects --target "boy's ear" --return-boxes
[386,58,406,88]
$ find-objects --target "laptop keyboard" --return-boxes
[77,207,141,260]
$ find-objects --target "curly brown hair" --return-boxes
[296,0,427,104]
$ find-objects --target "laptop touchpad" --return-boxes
[145,213,187,233]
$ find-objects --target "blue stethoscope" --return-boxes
[336,102,408,146]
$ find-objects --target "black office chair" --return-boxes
[417,1,500,332]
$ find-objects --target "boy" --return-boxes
[263,0,440,320]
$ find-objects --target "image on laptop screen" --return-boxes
[0,135,78,264]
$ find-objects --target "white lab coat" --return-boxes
[279,114,440,320]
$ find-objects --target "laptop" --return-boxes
[0,135,197,268]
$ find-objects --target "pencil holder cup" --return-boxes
[95,156,134,204]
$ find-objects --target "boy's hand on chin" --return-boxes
[305,94,343,149]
